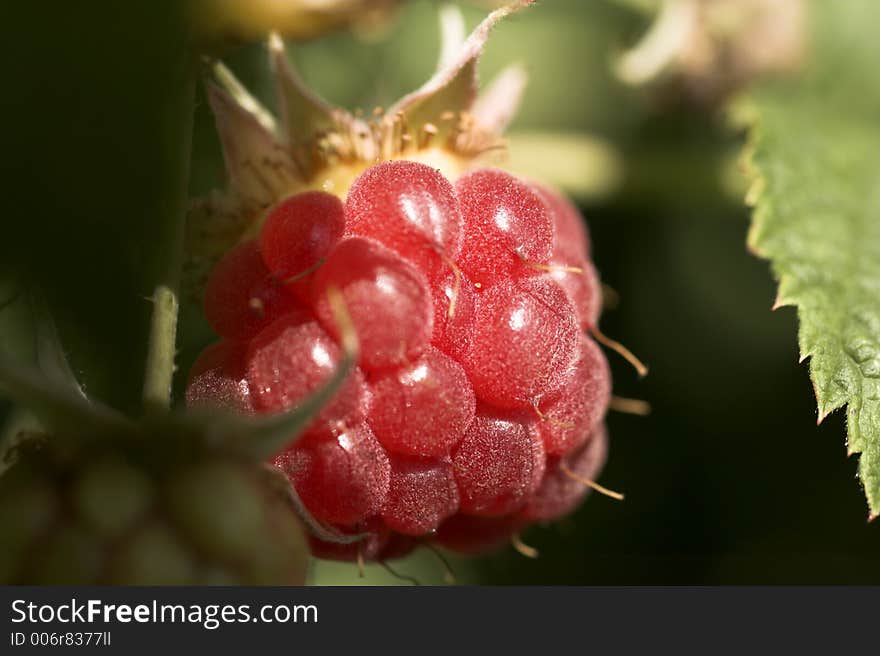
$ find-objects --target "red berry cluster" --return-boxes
[187,160,611,561]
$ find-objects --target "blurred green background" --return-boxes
[3,0,879,584]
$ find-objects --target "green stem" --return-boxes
[142,57,197,413]
[143,285,180,411]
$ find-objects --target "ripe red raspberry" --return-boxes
[452,408,546,516]
[382,456,459,535]
[460,276,580,409]
[186,340,253,413]
[245,314,366,437]
[548,261,602,331]
[260,191,345,281]
[455,169,555,285]
[313,237,434,370]
[520,424,609,522]
[535,182,591,261]
[189,160,614,564]
[534,335,611,455]
[203,240,306,341]
[367,345,475,457]
[305,518,417,563]
[273,423,390,526]
[429,267,477,361]
[433,513,526,556]
[345,160,463,281]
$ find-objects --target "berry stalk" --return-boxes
[142,57,198,412]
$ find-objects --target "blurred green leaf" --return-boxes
[0,285,89,445]
[744,0,880,516]
[0,355,132,440]
[0,281,34,367]
[1,1,191,414]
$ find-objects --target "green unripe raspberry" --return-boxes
[0,436,309,585]
[167,460,267,562]
[74,456,154,538]
[30,524,104,585]
[110,521,197,585]
[0,462,58,582]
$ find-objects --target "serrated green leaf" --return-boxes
[744,0,880,517]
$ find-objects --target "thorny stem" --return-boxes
[143,287,180,412]
[142,57,197,413]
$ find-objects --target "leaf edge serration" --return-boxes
[739,96,880,521]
